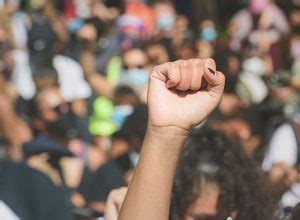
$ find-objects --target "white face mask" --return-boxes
[242,57,265,76]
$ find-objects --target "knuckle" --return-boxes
[190,58,202,65]
[219,72,226,81]
[167,62,176,71]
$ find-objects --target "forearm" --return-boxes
[119,126,187,220]
[86,74,114,99]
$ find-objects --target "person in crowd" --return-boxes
[119,58,225,219]
[80,104,147,213]
[227,0,290,70]
[0,160,74,220]
[262,105,300,218]
[170,128,272,220]
[1,0,300,219]
[104,187,128,220]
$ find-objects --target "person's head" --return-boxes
[199,20,217,42]
[77,17,106,44]
[3,0,20,14]
[114,85,139,106]
[215,49,241,77]
[145,42,169,66]
[175,15,190,31]
[118,104,148,153]
[31,86,64,122]
[122,48,148,70]
[121,48,149,93]
[171,128,272,220]
[174,41,196,60]
[154,1,176,31]
[23,136,74,186]
[29,86,78,140]
[249,0,270,15]
[219,92,246,116]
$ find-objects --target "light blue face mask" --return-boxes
[112,105,134,130]
[157,15,175,30]
[120,68,149,93]
[200,27,217,42]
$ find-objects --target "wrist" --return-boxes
[144,125,188,153]
[147,124,189,138]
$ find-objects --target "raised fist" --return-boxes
[148,58,225,131]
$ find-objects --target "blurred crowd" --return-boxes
[0,0,300,219]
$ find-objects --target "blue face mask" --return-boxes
[200,27,217,42]
[121,68,149,93]
[157,15,175,30]
[112,105,134,130]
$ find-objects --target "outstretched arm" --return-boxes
[119,59,225,220]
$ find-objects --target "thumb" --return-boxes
[203,58,225,96]
[151,62,181,89]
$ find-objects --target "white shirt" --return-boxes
[11,50,36,100]
[262,123,298,171]
[53,55,92,101]
[0,201,20,220]
[262,123,300,208]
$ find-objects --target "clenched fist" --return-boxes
[148,58,225,131]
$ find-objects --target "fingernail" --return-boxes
[208,67,216,75]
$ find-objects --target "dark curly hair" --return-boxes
[170,128,273,220]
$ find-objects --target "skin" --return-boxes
[185,185,220,219]
[0,94,32,160]
[122,49,148,69]
[105,187,128,220]
[118,58,225,220]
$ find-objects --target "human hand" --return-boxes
[105,187,128,220]
[148,58,225,132]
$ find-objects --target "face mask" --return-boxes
[156,14,175,30]
[200,27,217,42]
[121,68,149,93]
[242,57,264,76]
[129,152,140,167]
[112,105,134,130]
[47,112,78,139]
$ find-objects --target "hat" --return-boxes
[23,136,74,158]
[28,14,56,67]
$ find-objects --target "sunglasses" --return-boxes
[123,64,145,70]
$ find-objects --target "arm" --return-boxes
[105,187,128,220]
[80,51,114,99]
[0,94,32,160]
[119,59,225,220]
